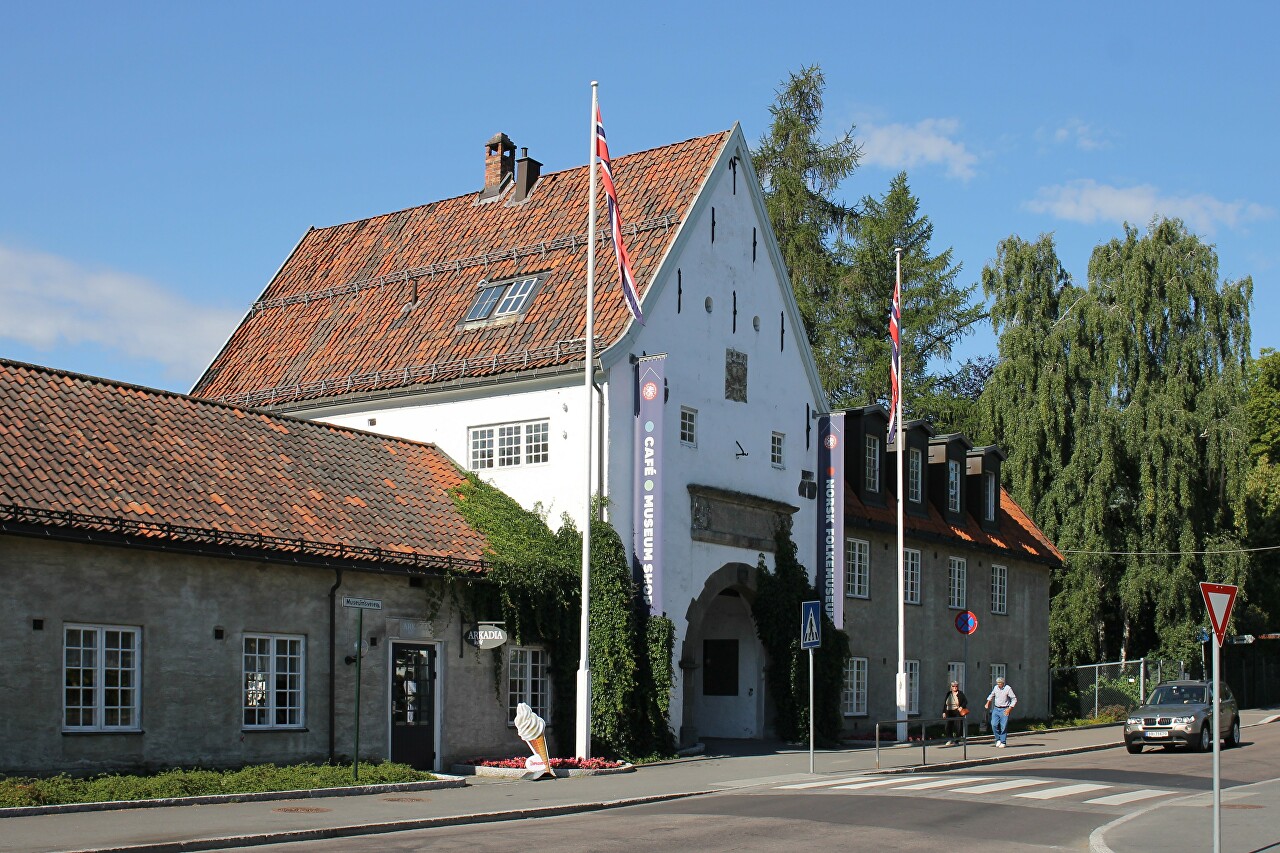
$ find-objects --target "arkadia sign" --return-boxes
[634,354,666,615]
[464,623,508,650]
[816,413,845,627]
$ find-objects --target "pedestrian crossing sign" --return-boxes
[801,600,822,649]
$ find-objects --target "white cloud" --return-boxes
[1026,180,1274,235]
[1048,119,1108,151]
[0,244,241,380]
[859,118,978,181]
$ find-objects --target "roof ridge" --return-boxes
[309,129,733,233]
[0,357,454,457]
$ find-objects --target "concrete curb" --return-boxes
[0,776,467,819]
[875,740,1121,774]
[451,763,635,778]
[55,791,714,853]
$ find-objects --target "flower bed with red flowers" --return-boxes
[452,756,634,779]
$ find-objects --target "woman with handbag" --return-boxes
[942,681,969,745]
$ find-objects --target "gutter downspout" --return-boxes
[328,568,344,763]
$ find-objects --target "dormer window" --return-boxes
[947,459,961,513]
[984,471,997,521]
[908,448,922,503]
[864,434,881,492]
[463,275,542,324]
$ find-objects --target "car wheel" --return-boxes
[1196,724,1212,753]
[1226,717,1240,748]
[1126,741,1143,754]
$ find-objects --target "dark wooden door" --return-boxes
[390,643,436,769]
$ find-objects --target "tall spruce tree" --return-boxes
[753,65,860,357]
[980,222,1252,664]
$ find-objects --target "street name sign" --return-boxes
[1198,582,1238,647]
[342,596,382,610]
[1226,634,1255,645]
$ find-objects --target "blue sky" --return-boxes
[2,2,1275,393]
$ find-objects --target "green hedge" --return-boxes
[0,762,432,808]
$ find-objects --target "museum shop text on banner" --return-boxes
[634,354,666,614]
[816,412,845,627]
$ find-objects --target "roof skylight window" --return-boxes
[462,275,543,324]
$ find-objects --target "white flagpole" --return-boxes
[575,81,599,760]
[894,247,907,742]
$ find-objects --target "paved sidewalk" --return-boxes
[2,714,1274,853]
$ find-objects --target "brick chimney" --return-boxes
[480,132,516,200]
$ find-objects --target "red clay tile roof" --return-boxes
[193,130,732,408]
[0,359,489,571]
[846,485,1063,567]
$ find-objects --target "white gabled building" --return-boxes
[195,125,828,746]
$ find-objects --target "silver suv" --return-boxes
[1124,680,1240,754]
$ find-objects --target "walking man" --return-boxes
[984,676,1017,747]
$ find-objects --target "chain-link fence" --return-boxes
[1050,658,1188,722]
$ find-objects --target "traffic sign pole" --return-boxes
[1212,629,1220,853]
[800,601,821,774]
[809,647,815,774]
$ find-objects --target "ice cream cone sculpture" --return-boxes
[514,702,552,778]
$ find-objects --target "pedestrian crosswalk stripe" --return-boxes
[890,776,985,790]
[951,779,1050,794]
[1083,789,1173,806]
[778,776,883,790]
[832,778,929,791]
[1015,783,1111,800]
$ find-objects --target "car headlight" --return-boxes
[1172,715,1195,724]
[1127,717,1142,726]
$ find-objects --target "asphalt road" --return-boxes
[234,724,1280,852]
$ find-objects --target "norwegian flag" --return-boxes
[887,265,902,442]
[595,106,644,324]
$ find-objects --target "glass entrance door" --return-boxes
[391,643,436,769]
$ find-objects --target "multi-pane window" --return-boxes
[469,420,550,470]
[991,564,1008,615]
[243,634,304,728]
[906,660,920,715]
[908,448,923,503]
[990,663,1007,686]
[464,276,539,322]
[680,407,698,447]
[64,625,140,731]
[984,472,998,520]
[771,432,785,468]
[508,647,551,725]
[948,661,966,691]
[845,538,869,598]
[947,459,961,512]
[842,657,868,716]
[948,557,967,609]
[904,548,921,604]
[864,434,880,492]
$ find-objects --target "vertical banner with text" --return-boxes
[634,355,666,614]
[816,413,845,628]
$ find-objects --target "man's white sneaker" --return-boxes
[996,742,1005,748]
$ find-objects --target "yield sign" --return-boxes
[1199,582,1239,647]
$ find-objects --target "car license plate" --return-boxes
[1146,731,1169,738]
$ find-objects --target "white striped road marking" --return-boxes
[778,776,889,790]
[890,776,985,790]
[951,779,1052,794]
[1015,783,1111,800]
[1083,789,1174,806]
[832,778,933,791]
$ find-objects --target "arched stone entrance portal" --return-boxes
[680,562,765,744]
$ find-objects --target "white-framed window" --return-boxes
[948,557,967,609]
[906,660,920,715]
[991,564,1008,615]
[990,663,1007,686]
[464,275,540,322]
[984,471,998,521]
[864,434,880,492]
[680,407,698,447]
[843,657,868,716]
[243,634,305,728]
[904,548,921,604]
[908,448,923,503]
[64,624,141,731]
[948,661,966,691]
[508,647,551,725]
[845,538,869,598]
[771,432,785,468]
[469,420,550,470]
[947,459,961,512]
